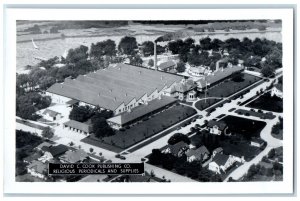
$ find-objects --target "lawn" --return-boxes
[221,115,266,139]
[195,73,262,110]
[82,104,196,151]
[235,109,276,120]
[247,92,283,112]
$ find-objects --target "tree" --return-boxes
[50,26,59,33]
[66,45,89,64]
[90,39,117,60]
[168,133,191,145]
[261,63,275,77]
[148,59,154,67]
[168,39,184,54]
[176,61,186,73]
[42,127,54,139]
[140,41,154,57]
[91,115,115,138]
[89,148,94,153]
[129,54,143,66]
[118,36,138,55]
[200,37,212,50]
[69,105,94,122]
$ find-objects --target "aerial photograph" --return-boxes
[15,20,283,183]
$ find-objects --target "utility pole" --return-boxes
[205,81,208,103]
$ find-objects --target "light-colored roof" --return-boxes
[107,96,176,126]
[42,109,60,117]
[197,65,244,88]
[63,120,93,133]
[158,60,176,70]
[173,79,197,93]
[27,160,47,174]
[60,149,88,163]
[189,66,207,74]
[47,63,183,110]
[207,120,227,130]
[36,141,54,150]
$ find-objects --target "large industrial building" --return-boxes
[46,63,184,115]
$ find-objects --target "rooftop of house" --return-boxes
[60,149,88,163]
[197,65,244,88]
[213,147,224,154]
[27,160,48,174]
[186,145,210,158]
[169,141,189,155]
[41,144,69,157]
[63,120,93,133]
[172,79,197,93]
[158,60,176,70]
[42,109,60,117]
[189,66,208,74]
[107,96,177,126]
[23,152,43,163]
[212,153,230,166]
[36,141,55,150]
[207,120,227,130]
[47,63,183,110]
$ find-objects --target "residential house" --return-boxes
[170,79,197,101]
[207,120,229,135]
[188,66,209,77]
[63,120,93,135]
[23,152,42,164]
[60,149,88,163]
[250,138,265,148]
[186,145,210,162]
[212,147,223,157]
[41,144,69,161]
[271,83,283,99]
[42,109,61,121]
[163,141,189,157]
[158,60,176,72]
[35,141,55,151]
[27,160,48,180]
[208,153,235,174]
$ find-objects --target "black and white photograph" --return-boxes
[2,5,295,196]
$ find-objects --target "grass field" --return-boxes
[247,92,283,113]
[221,115,266,139]
[195,73,262,111]
[82,105,196,151]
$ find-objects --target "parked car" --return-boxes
[198,115,203,119]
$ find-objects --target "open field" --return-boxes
[82,104,196,151]
[195,73,262,110]
[247,92,283,113]
[221,115,267,139]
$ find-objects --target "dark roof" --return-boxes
[43,144,69,157]
[213,147,223,154]
[158,60,176,70]
[42,109,60,117]
[66,99,79,105]
[107,96,176,126]
[212,153,230,166]
[197,65,244,88]
[169,141,189,155]
[274,83,283,92]
[23,152,42,163]
[186,145,210,159]
[63,120,93,133]
[47,63,183,110]
[251,138,265,144]
[207,120,227,130]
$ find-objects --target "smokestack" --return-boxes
[154,41,157,70]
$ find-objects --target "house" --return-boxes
[187,90,197,101]
[207,120,229,135]
[42,109,61,121]
[208,153,235,174]
[212,147,223,157]
[63,120,93,135]
[35,141,55,151]
[188,66,209,77]
[163,141,189,157]
[27,160,48,180]
[271,83,283,99]
[250,138,265,148]
[60,149,88,163]
[186,145,210,162]
[23,152,42,164]
[170,79,197,101]
[41,144,69,159]
[158,60,176,72]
